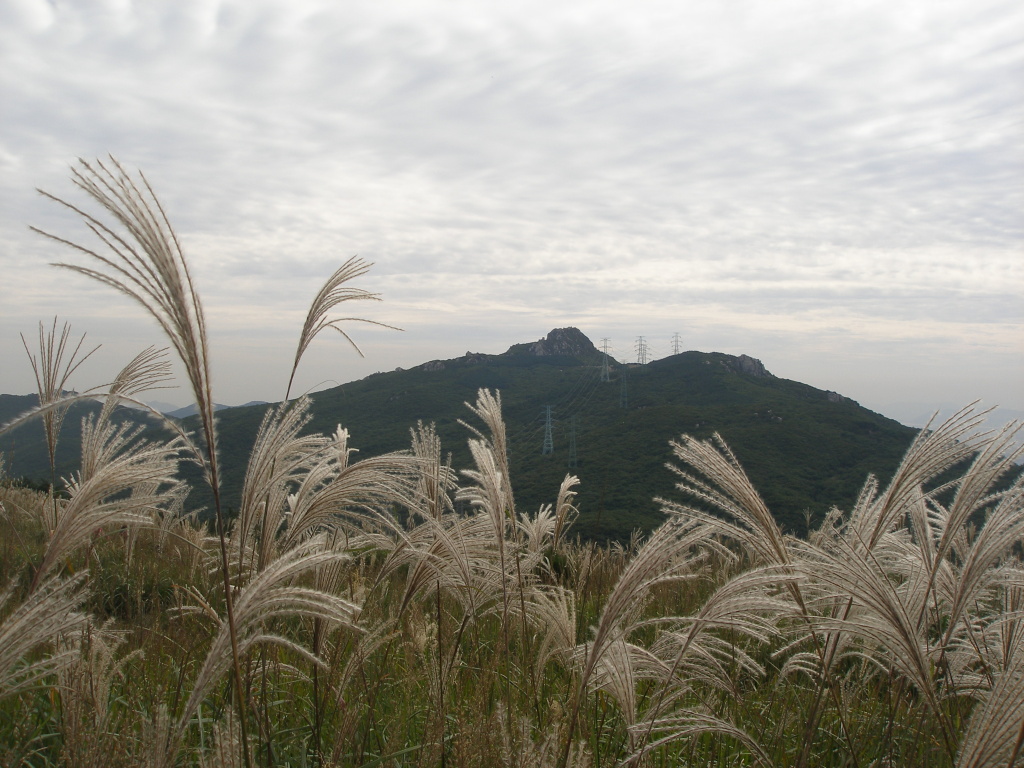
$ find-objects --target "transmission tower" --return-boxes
[671,332,682,355]
[635,336,649,365]
[542,406,554,454]
[600,338,611,382]
[568,415,578,469]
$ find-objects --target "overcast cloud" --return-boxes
[1,0,1021,425]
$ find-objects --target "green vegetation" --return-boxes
[1,159,1020,767]
[2,337,921,542]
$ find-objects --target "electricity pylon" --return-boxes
[671,332,681,355]
[635,336,649,365]
[600,338,611,382]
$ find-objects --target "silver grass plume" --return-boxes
[519,475,579,556]
[579,518,710,684]
[34,158,221,490]
[956,628,1024,768]
[626,566,794,763]
[796,524,960,755]
[784,414,1023,764]
[28,346,186,587]
[232,396,329,577]
[35,157,248,766]
[31,417,184,590]
[928,426,1024,651]
[284,255,400,402]
[460,435,516,550]
[626,711,773,768]
[552,473,580,552]
[409,420,457,523]
[660,432,789,567]
[558,517,709,768]
[846,405,988,552]
[57,623,143,768]
[19,318,100,486]
[516,585,577,681]
[278,426,421,552]
[459,389,515,527]
[646,566,794,696]
[0,573,88,700]
[391,504,507,620]
[99,345,174,410]
[457,391,551,641]
[518,504,558,555]
[171,534,361,762]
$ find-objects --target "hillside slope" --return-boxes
[211,328,917,539]
[2,328,918,540]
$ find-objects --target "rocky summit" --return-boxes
[505,327,599,358]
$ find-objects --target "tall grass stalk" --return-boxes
[4,159,1021,766]
[34,157,256,768]
[285,256,400,402]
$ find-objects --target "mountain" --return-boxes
[2,328,920,541]
[163,402,231,420]
[140,400,271,417]
[162,401,271,419]
[143,399,183,414]
[0,393,145,485]
[203,328,918,539]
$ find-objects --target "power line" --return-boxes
[635,336,649,365]
[504,360,602,461]
[541,405,554,455]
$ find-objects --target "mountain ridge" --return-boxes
[2,327,918,540]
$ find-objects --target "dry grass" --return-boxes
[1,160,1020,767]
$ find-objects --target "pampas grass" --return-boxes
[2,400,1021,767]
[20,318,100,485]
[170,535,361,760]
[285,256,400,402]
[0,572,87,700]
[32,156,258,763]
[3,159,1021,767]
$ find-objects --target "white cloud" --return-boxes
[1,0,1021,417]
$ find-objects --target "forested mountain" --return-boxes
[2,327,918,540]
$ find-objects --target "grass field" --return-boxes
[1,159,1020,767]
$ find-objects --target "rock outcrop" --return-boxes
[722,354,773,378]
[505,327,599,358]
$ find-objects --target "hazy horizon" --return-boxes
[3,322,1019,434]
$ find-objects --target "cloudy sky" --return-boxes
[1,0,1021,426]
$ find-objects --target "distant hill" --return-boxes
[163,402,231,420]
[142,400,182,414]
[0,393,122,484]
[161,401,270,418]
[2,328,920,541]
[202,328,918,540]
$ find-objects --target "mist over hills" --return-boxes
[2,328,922,540]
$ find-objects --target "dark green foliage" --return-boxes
[4,342,919,541]
[0,394,169,492]
[200,346,916,541]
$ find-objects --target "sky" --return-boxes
[1,0,1022,428]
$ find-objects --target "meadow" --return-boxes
[1,159,1021,767]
